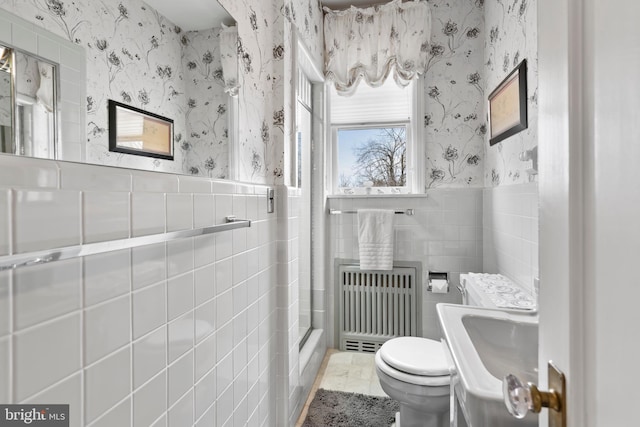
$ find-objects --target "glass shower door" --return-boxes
[297,70,313,346]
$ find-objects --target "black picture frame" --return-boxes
[108,100,174,160]
[488,59,528,146]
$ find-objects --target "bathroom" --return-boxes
[0,0,636,426]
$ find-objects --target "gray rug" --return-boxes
[302,389,399,427]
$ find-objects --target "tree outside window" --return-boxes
[337,126,407,188]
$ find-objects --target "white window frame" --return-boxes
[329,78,424,195]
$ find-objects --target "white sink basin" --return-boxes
[437,303,539,427]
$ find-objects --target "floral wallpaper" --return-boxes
[424,0,485,189]
[284,0,323,62]
[182,27,229,179]
[483,0,538,186]
[216,0,284,183]
[217,0,322,184]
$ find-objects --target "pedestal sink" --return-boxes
[437,304,539,427]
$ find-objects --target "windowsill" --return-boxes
[327,193,429,199]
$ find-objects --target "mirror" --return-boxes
[0,46,57,159]
[0,1,238,179]
[0,48,12,153]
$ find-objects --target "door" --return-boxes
[538,1,640,426]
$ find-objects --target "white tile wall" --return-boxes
[133,326,166,389]
[327,190,482,343]
[25,374,83,427]
[169,389,194,426]
[131,193,166,237]
[167,239,194,278]
[194,235,216,268]
[13,259,82,330]
[483,183,539,294]
[0,336,9,403]
[0,190,9,256]
[84,346,131,424]
[194,367,216,420]
[194,265,216,307]
[14,312,82,401]
[60,162,132,192]
[0,156,279,427]
[90,398,131,427]
[193,195,215,229]
[133,372,166,427]
[167,273,194,321]
[280,186,328,425]
[166,193,194,232]
[0,272,8,337]
[82,192,130,243]
[84,294,130,364]
[195,332,216,379]
[133,282,167,340]
[13,190,81,253]
[132,172,179,194]
[168,351,194,407]
[131,244,166,291]
[84,251,131,306]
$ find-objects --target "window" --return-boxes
[330,76,422,195]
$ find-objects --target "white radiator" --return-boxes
[337,262,421,353]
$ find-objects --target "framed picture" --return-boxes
[488,59,528,146]
[108,100,174,160]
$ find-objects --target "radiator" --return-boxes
[337,262,421,353]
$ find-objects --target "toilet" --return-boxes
[375,336,451,427]
[375,273,537,427]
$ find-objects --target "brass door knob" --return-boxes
[502,362,566,427]
[503,374,560,417]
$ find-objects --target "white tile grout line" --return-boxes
[8,256,13,404]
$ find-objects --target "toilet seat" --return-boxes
[375,352,450,387]
[380,337,450,376]
[376,337,451,387]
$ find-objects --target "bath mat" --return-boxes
[302,388,399,427]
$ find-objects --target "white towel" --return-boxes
[357,209,394,270]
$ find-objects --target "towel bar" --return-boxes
[329,208,414,216]
[0,216,251,272]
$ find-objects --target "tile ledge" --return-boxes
[327,194,429,199]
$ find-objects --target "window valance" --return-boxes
[323,0,432,96]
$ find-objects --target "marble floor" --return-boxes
[318,350,387,396]
[296,349,389,426]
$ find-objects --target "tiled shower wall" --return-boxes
[327,189,483,342]
[483,182,539,294]
[275,188,326,426]
[0,154,279,427]
[275,187,300,425]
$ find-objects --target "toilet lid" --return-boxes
[379,337,450,377]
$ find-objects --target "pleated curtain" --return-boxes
[323,0,432,96]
